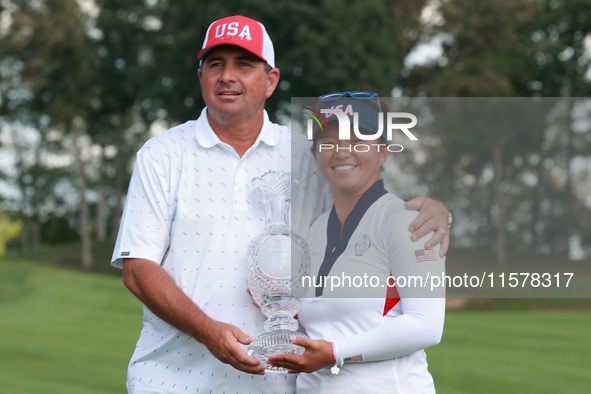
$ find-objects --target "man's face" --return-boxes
[198,45,279,122]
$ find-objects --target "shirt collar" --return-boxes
[315,180,387,297]
[195,108,277,149]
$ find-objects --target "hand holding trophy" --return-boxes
[247,171,311,373]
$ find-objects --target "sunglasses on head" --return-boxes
[318,91,382,112]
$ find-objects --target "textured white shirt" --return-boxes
[112,108,330,393]
[297,184,445,393]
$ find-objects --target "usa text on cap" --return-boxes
[197,15,275,68]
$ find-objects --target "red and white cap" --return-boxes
[197,15,275,68]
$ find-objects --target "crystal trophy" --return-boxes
[246,171,311,373]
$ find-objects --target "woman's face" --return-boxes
[313,123,389,198]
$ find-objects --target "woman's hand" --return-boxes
[246,288,260,308]
[268,336,334,374]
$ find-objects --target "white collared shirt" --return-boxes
[112,108,330,393]
[297,192,445,394]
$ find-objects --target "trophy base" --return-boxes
[247,330,309,373]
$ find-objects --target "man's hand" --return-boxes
[198,320,265,375]
[405,197,450,257]
[123,259,264,375]
[268,336,333,374]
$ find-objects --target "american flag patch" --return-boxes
[415,249,437,263]
[344,354,363,362]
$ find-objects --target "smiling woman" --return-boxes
[268,91,446,394]
[310,92,391,222]
[313,123,389,221]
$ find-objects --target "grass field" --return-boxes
[1,254,590,393]
[429,310,591,393]
[0,258,140,393]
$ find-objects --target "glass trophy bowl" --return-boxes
[247,171,311,373]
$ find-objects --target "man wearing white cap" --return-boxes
[112,15,450,393]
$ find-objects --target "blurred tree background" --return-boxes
[0,0,590,269]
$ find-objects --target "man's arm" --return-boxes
[405,197,450,257]
[122,258,265,375]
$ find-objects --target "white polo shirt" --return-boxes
[112,108,330,394]
[297,181,445,394]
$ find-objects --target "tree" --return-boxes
[514,0,591,256]
[90,0,154,241]
[0,0,96,269]
[405,0,591,261]
[135,0,428,125]
[405,0,541,265]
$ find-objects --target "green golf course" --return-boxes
[1,256,590,393]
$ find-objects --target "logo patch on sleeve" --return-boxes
[121,252,130,256]
[344,355,363,362]
[414,249,437,263]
